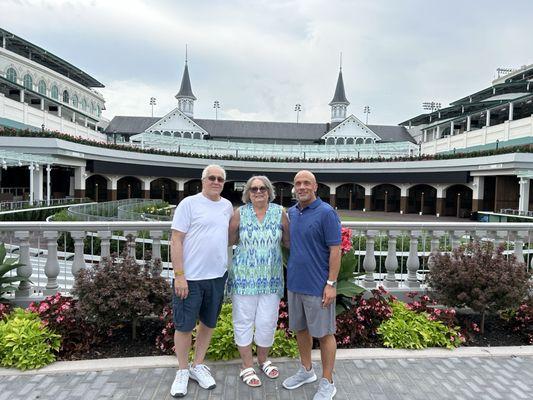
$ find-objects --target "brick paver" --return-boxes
[1,356,532,399]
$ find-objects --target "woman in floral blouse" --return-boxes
[228,175,289,387]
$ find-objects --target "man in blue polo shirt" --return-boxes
[282,170,341,400]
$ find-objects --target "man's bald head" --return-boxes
[294,170,316,184]
[293,170,318,207]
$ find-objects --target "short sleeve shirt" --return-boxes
[171,193,233,280]
[287,198,341,296]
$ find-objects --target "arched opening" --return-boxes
[407,184,437,215]
[221,181,244,206]
[193,132,201,140]
[86,175,108,202]
[372,184,401,212]
[62,90,69,104]
[355,138,364,145]
[183,132,192,139]
[117,176,142,200]
[336,183,365,210]
[38,80,46,95]
[326,137,335,145]
[150,178,177,204]
[365,138,373,144]
[23,74,33,90]
[273,182,294,207]
[317,183,331,204]
[184,179,202,198]
[6,68,17,83]
[346,138,354,145]
[444,185,473,218]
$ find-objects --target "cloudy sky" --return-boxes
[2,0,532,125]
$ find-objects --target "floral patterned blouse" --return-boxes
[227,202,284,297]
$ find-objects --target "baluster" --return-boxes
[362,230,377,288]
[150,230,163,259]
[124,230,137,258]
[406,231,420,288]
[14,231,32,298]
[383,230,399,288]
[495,230,508,255]
[513,231,527,264]
[71,231,87,276]
[98,230,112,259]
[43,230,60,295]
[427,230,444,269]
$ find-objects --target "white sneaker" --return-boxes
[189,364,216,390]
[170,369,189,398]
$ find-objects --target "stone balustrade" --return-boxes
[0,221,531,302]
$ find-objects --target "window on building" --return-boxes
[63,90,69,104]
[23,74,33,90]
[81,98,87,111]
[51,85,58,100]
[38,80,47,95]
[6,68,17,83]
[72,95,78,108]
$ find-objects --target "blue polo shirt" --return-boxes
[287,198,341,297]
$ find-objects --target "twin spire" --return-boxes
[175,50,350,123]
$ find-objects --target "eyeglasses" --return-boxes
[250,186,267,193]
[206,175,225,183]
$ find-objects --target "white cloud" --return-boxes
[2,0,533,125]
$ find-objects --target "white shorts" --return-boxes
[232,293,280,347]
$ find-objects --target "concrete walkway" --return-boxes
[0,347,532,399]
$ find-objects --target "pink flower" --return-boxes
[56,316,64,323]
[38,303,50,313]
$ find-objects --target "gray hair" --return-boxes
[201,164,226,180]
[241,176,276,203]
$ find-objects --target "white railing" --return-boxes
[1,221,532,301]
[0,197,89,212]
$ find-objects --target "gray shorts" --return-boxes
[288,290,336,338]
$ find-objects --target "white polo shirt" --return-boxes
[171,193,233,280]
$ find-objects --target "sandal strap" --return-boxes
[240,368,260,385]
[260,360,278,375]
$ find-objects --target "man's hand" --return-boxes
[174,276,189,299]
[322,284,336,308]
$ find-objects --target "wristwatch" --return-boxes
[326,280,337,287]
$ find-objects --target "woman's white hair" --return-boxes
[241,176,276,203]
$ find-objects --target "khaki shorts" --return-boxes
[288,290,336,338]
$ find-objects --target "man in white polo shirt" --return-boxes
[169,164,233,398]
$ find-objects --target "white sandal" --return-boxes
[240,367,262,387]
[258,360,279,379]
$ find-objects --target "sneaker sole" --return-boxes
[282,374,317,390]
[331,386,337,399]
[170,391,186,398]
[189,376,216,390]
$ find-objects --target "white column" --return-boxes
[436,125,441,139]
[28,163,35,204]
[74,165,86,194]
[450,121,454,136]
[20,89,25,103]
[58,105,62,117]
[466,115,471,132]
[46,164,51,206]
[33,164,44,203]
[486,109,491,127]
[423,130,427,142]
[473,176,484,202]
[40,98,44,111]
[518,178,530,214]
[509,102,514,121]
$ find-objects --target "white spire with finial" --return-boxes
[329,52,349,123]
[175,44,196,117]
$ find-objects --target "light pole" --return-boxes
[363,105,370,125]
[95,183,99,202]
[213,101,220,120]
[150,97,156,118]
[294,104,302,124]
[422,101,441,113]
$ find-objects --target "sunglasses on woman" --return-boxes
[250,186,267,193]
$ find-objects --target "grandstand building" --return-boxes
[0,28,532,218]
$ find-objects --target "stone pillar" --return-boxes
[323,183,340,208]
[400,185,409,214]
[28,163,35,204]
[450,120,455,136]
[436,198,445,216]
[519,178,530,214]
[74,165,86,198]
[472,176,484,212]
[20,89,24,103]
[108,176,119,201]
[33,165,44,203]
[363,185,372,211]
[486,109,491,127]
[173,178,186,203]
[46,164,51,205]
[509,102,514,121]
[141,178,151,199]
[466,115,471,132]
[329,193,336,208]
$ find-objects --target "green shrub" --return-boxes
[0,308,60,370]
[377,301,462,349]
[0,243,27,301]
[203,302,299,361]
